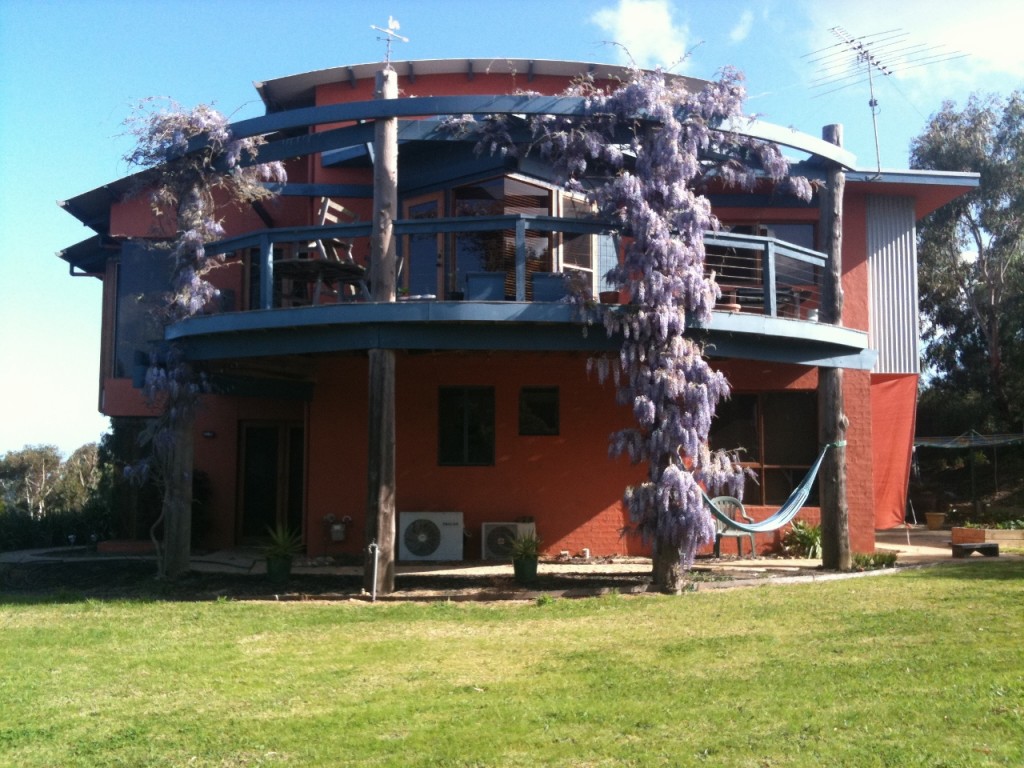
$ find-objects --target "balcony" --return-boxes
[166,215,873,371]
[206,214,826,319]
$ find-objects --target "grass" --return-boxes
[2,561,1023,767]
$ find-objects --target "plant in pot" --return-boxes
[510,530,541,585]
[264,524,302,584]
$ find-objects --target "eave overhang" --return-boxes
[166,303,876,370]
[845,169,979,219]
[255,58,708,112]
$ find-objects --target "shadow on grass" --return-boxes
[0,559,656,605]
[902,558,1024,582]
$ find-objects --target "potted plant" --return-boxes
[510,530,541,584]
[264,524,302,584]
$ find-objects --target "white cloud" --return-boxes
[800,0,1024,87]
[730,10,754,44]
[590,0,690,70]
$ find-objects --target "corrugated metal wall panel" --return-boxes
[867,196,919,374]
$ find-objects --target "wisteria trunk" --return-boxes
[159,413,194,579]
[652,544,686,594]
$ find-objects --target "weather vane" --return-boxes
[371,16,408,66]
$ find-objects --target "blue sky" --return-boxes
[0,0,1021,457]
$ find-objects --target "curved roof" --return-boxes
[255,58,708,112]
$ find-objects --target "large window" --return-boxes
[451,177,551,298]
[438,387,496,466]
[113,242,172,378]
[709,391,818,505]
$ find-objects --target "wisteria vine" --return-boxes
[123,100,286,571]
[454,68,811,572]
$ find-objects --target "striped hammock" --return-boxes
[701,441,844,534]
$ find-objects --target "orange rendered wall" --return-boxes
[839,194,871,333]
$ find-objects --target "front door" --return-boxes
[238,422,304,542]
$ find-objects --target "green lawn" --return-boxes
[2,561,1022,767]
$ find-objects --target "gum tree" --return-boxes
[123,101,286,578]
[911,91,1024,430]
[461,67,810,591]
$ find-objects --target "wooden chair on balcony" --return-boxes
[312,197,359,263]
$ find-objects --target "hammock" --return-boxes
[701,441,844,534]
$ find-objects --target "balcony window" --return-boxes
[452,177,552,299]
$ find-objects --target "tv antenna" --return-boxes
[805,27,967,173]
[371,16,408,66]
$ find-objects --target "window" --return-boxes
[438,387,495,465]
[710,391,818,505]
[113,242,173,378]
[452,176,553,299]
[519,387,559,436]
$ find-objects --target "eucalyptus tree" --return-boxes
[911,91,1024,429]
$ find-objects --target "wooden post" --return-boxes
[364,68,399,594]
[818,124,851,571]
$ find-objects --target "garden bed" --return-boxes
[951,526,1024,545]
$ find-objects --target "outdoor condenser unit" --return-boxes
[398,511,464,561]
[481,521,536,560]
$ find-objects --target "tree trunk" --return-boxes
[819,370,851,570]
[364,348,396,594]
[651,544,686,594]
[159,413,194,579]
[818,124,851,571]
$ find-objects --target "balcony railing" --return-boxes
[703,231,825,321]
[206,215,828,321]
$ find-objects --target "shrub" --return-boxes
[780,520,822,558]
[852,551,898,570]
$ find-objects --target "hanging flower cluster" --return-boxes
[450,68,811,568]
[122,100,287,476]
[125,100,287,324]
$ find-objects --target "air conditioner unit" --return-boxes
[398,511,463,561]
[481,521,536,561]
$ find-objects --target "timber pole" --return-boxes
[364,67,399,594]
[818,123,851,570]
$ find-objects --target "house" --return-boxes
[58,59,976,561]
